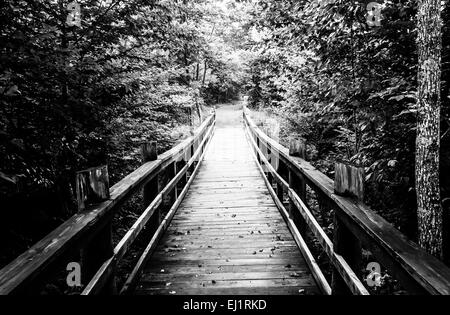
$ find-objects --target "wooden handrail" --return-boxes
[0,113,216,295]
[243,106,450,295]
[243,112,367,295]
[83,118,216,294]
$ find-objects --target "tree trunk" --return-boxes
[416,0,443,258]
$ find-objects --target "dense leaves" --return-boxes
[247,0,450,238]
[0,0,247,266]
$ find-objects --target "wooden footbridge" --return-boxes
[2,104,450,295]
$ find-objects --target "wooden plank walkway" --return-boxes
[134,104,320,295]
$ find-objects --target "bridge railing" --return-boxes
[243,106,450,295]
[0,112,216,295]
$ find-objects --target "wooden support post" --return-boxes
[141,142,158,207]
[317,192,330,225]
[76,166,115,294]
[289,139,307,201]
[331,212,363,295]
[266,144,273,185]
[76,166,110,211]
[289,139,308,234]
[289,138,307,159]
[276,162,287,203]
[332,163,364,295]
[160,162,176,210]
[176,158,187,195]
[289,170,306,235]
[81,223,115,294]
[142,142,160,234]
[173,162,179,200]
[334,162,365,201]
[256,138,261,164]
[141,141,157,162]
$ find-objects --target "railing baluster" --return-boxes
[331,162,364,295]
[331,212,363,295]
[141,141,160,235]
[289,139,308,234]
[276,161,287,203]
[76,165,115,294]
[142,142,158,207]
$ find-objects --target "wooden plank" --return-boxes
[144,263,308,275]
[139,278,317,290]
[159,242,296,250]
[137,286,319,295]
[142,271,312,282]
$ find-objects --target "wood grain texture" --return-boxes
[334,163,364,201]
[134,105,320,295]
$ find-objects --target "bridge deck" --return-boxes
[134,105,320,295]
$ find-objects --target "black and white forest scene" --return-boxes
[1,0,450,301]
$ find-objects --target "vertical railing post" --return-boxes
[142,141,158,206]
[176,152,187,196]
[141,141,160,233]
[276,161,287,204]
[266,143,273,185]
[163,161,176,206]
[256,138,261,164]
[76,165,115,293]
[288,139,308,234]
[331,162,364,295]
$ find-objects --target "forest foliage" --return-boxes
[1,0,450,267]
[246,0,450,239]
[0,0,249,265]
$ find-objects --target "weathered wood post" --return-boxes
[276,162,287,204]
[256,137,261,164]
[288,138,308,234]
[176,150,188,196]
[76,166,110,211]
[141,141,160,232]
[266,143,273,185]
[160,161,176,211]
[76,165,115,293]
[331,162,364,295]
[334,163,364,201]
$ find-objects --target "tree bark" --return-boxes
[416,0,443,258]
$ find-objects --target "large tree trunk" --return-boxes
[416,0,443,258]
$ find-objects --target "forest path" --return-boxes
[133,102,320,295]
